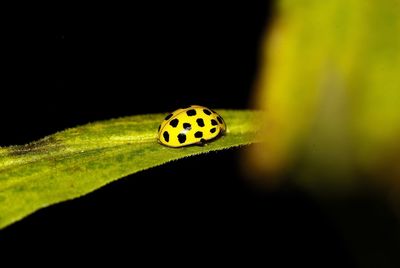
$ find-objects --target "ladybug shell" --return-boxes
[157,105,226,147]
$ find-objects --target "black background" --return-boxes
[0,2,355,265]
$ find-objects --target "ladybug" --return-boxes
[157,105,227,147]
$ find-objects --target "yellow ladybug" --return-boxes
[157,105,226,147]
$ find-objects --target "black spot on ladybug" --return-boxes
[178,133,187,143]
[170,118,179,127]
[217,116,223,124]
[186,109,196,116]
[203,109,212,115]
[196,118,205,127]
[163,131,170,142]
[210,128,216,133]
[183,123,191,130]
[158,125,161,132]
[194,131,203,138]
[200,138,206,144]
[165,113,173,120]
[211,119,218,126]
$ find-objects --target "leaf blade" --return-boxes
[0,109,260,229]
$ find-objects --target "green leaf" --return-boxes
[0,109,260,229]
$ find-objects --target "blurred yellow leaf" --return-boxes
[248,0,400,194]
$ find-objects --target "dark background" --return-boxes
[0,2,355,265]
[2,2,270,145]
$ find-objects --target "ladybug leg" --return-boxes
[198,138,207,146]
